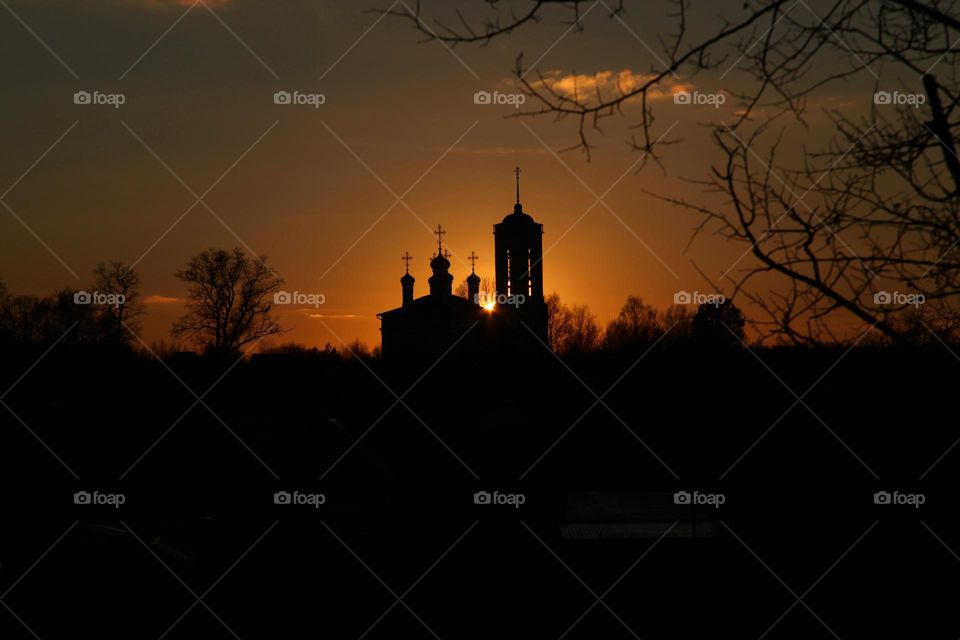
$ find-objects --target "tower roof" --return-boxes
[500,202,536,225]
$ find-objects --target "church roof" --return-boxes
[377,293,479,319]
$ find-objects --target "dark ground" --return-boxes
[1,342,958,638]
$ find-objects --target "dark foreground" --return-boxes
[1,343,958,637]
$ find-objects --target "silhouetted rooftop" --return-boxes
[499,202,537,225]
[377,293,479,318]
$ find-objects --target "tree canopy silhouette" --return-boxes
[0,278,119,348]
[171,248,286,356]
[603,296,663,350]
[692,299,746,349]
[93,261,145,346]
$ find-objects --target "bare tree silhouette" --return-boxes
[93,261,146,345]
[0,277,9,340]
[563,302,602,354]
[171,248,286,356]
[546,292,572,351]
[603,296,663,350]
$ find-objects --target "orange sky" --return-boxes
[0,0,905,349]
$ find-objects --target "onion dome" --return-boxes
[430,251,451,271]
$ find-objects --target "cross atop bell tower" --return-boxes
[514,166,521,205]
[401,251,413,273]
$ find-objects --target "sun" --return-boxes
[483,301,496,311]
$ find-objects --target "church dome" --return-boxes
[400,272,415,285]
[430,252,451,271]
[466,271,480,284]
[501,202,536,225]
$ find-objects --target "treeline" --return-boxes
[259,340,381,361]
[2,246,946,360]
[0,262,144,350]
[0,248,286,357]
[0,248,378,362]
[546,293,746,355]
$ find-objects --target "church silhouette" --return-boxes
[378,168,549,360]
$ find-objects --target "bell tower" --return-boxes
[494,166,548,343]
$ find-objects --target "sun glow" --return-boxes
[483,301,496,311]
